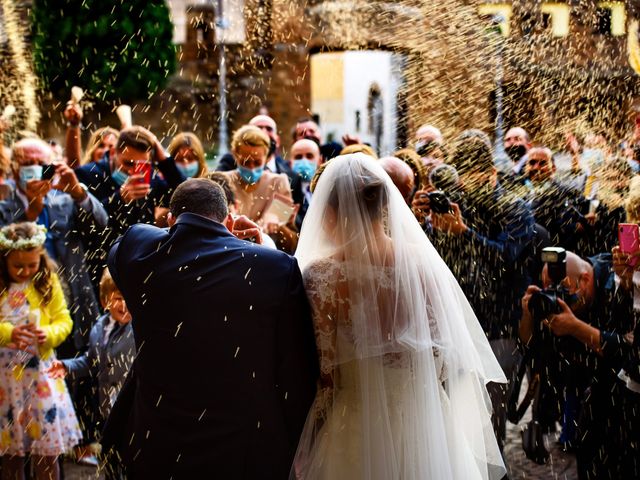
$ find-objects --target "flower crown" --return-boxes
[0,225,47,251]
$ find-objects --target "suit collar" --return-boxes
[172,212,234,238]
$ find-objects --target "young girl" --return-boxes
[0,222,81,479]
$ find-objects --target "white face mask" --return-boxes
[18,165,43,190]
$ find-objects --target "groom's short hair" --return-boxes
[169,178,228,222]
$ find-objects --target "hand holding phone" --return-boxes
[618,223,640,268]
[133,160,152,185]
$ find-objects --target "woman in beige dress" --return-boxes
[222,125,298,252]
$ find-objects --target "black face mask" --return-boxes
[269,139,277,157]
[506,144,527,162]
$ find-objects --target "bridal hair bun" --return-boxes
[359,174,387,218]
[362,179,384,203]
[0,222,47,252]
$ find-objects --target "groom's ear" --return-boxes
[167,212,177,228]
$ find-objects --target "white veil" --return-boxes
[293,153,507,480]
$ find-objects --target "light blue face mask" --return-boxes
[111,169,129,187]
[19,165,43,190]
[177,162,199,178]
[292,159,317,182]
[237,165,264,185]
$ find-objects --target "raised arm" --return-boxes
[64,103,83,168]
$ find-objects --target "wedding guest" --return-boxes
[168,132,208,179]
[207,172,277,250]
[221,125,297,252]
[0,222,82,480]
[290,139,321,228]
[63,101,118,168]
[75,126,185,285]
[48,268,134,480]
[0,138,107,353]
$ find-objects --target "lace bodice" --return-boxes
[303,258,446,381]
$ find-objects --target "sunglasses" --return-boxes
[528,159,550,167]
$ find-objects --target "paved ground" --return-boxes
[504,409,578,479]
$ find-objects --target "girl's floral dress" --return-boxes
[0,282,81,456]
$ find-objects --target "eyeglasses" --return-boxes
[528,159,549,167]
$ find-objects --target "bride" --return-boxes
[292,153,507,480]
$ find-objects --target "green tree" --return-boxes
[31,0,177,103]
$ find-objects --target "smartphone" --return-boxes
[41,164,56,181]
[134,160,152,184]
[619,223,640,267]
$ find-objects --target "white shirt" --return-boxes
[267,157,277,173]
[102,316,117,346]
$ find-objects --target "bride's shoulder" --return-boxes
[303,257,341,274]
[301,257,343,284]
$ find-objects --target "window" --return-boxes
[596,7,612,34]
[216,0,246,44]
[596,2,626,36]
[540,3,570,37]
[367,84,383,153]
[478,3,512,36]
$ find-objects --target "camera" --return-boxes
[427,191,451,214]
[41,164,56,181]
[528,247,571,322]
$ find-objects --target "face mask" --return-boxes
[292,159,317,182]
[19,165,43,190]
[237,166,264,185]
[269,139,277,157]
[111,169,129,187]
[506,145,527,162]
[177,162,199,178]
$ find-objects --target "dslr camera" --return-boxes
[425,164,462,214]
[427,191,451,214]
[528,247,575,322]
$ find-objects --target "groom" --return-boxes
[105,178,319,479]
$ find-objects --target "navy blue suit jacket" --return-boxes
[105,213,318,479]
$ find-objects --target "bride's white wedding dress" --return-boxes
[292,154,507,480]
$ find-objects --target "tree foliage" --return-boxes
[31,0,177,102]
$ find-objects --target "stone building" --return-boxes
[2,1,640,154]
[135,0,640,153]
[478,0,640,144]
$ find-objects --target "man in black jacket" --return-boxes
[75,126,185,286]
[520,249,640,479]
[105,179,318,479]
[525,146,589,252]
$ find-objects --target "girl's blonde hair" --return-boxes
[168,132,207,177]
[0,222,55,304]
[82,127,119,165]
[231,125,270,154]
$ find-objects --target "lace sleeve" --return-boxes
[427,303,447,383]
[303,260,340,382]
